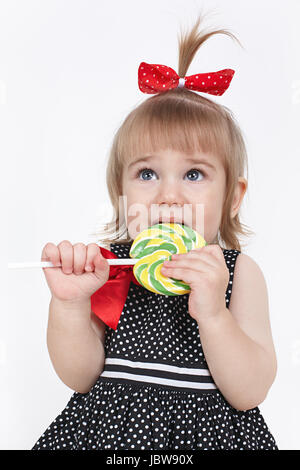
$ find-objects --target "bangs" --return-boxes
[115,90,231,167]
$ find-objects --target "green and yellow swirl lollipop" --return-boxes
[129,223,207,295]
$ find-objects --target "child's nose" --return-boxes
[157,181,183,205]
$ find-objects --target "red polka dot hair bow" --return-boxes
[138,62,235,96]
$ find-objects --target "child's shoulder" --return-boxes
[229,251,267,292]
[233,252,266,282]
[227,251,269,320]
[221,248,264,279]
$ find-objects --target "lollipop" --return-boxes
[129,223,207,295]
[7,223,207,330]
[8,222,207,296]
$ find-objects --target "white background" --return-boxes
[1,0,300,450]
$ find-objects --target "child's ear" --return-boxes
[231,177,247,218]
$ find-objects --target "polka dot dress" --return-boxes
[32,242,278,450]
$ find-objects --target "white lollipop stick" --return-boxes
[8,259,138,269]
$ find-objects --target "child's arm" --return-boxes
[196,253,277,411]
[47,297,106,394]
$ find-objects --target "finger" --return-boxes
[163,257,212,273]
[199,244,224,262]
[160,266,195,284]
[57,240,74,274]
[93,249,109,278]
[175,246,223,267]
[85,243,101,271]
[73,243,87,275]
[187,250,220,269]
[199,245,228,271]
[41,242,61,267]
[169,250,218,269]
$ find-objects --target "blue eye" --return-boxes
[138,168,156,181]
[186,169,205,181]
[136,168,205,181]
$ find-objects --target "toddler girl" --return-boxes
[32,13,278,450]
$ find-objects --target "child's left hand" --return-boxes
[161,245,230,323]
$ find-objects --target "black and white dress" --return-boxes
[32,241,278,450]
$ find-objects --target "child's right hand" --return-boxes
[41,241,110,303]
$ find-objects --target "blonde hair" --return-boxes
[91,12,254,251]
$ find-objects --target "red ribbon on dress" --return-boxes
[138,61,235,96]
[90,246,141,331]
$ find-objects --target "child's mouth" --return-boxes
[154,218,187,227]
